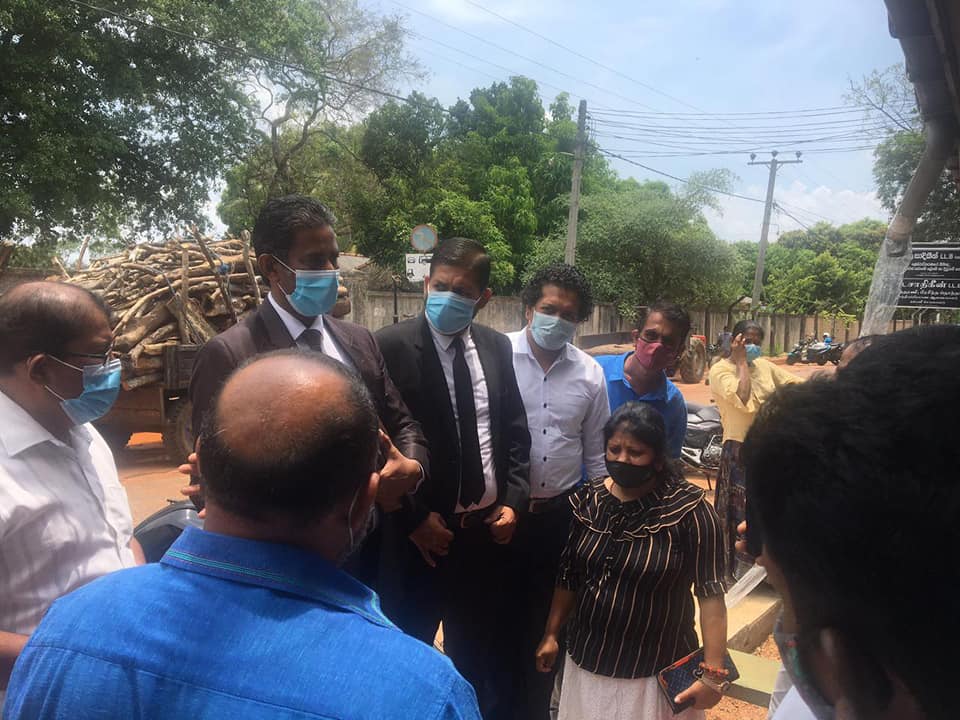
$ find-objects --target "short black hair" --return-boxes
[198,350,379,525]
[742,324,960,719]
[635,301,692,344]
[0,282,112,374]
[603,402,667,463]
[429,237,491,289]
[251,195,337,262]
[521,263,594,322]
[732,319,764,341]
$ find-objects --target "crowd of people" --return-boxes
[0,194,956,720]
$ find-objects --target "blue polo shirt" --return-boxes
[4,527,480,720]
[594,351,687,459]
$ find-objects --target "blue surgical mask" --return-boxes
[745,343,763,364]
[274,256,339,317]
[425,291,477,335]
[529,311,577,351]
[773,616,835,720]
[45,357,122,425]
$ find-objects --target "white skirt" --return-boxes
[558,654,707,720]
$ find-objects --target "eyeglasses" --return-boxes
[56,347,122,368]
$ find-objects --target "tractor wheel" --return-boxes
[679,338,707,384]
[162,397,194,463]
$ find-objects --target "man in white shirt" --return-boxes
[507,263,609,720]
[0,281,142,692]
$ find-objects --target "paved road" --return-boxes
[117,359,836,525]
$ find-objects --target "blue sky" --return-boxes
[360,0,907,241]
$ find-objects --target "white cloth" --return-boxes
[558,654,705,720]
[267,293,353,368]
[767,664,794,718]
[428,324,497,512]
[0,390,136,637]
[508,329,609,499]
[771,687,818,720]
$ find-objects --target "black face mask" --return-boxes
[606,460,657,489]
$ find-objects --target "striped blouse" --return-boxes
[557,477,727,679]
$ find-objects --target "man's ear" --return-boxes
[25,353,51,386]
[423,276,431,298]
[350,471,380,531]
[475,287,493,311]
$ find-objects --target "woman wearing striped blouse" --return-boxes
[536,402,729,720]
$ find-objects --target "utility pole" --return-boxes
[748,150,802,316]
[565,99,587,265]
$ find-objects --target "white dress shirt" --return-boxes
[268,293,354,369]
[429,324,497,512]
[508,328,610,499]
[0,390,136,637]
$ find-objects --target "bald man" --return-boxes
[0,282,142,694]
[4,351,481,720]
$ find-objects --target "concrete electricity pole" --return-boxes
[564,99,588,266]
[748,150,802,316]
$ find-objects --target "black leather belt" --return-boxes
[528,489,574,515]
[451,506,495,529]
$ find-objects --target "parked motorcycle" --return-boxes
[786,336,815,365]
[681,402,723,489]
[806,341,844,366]
[134,500,202,563]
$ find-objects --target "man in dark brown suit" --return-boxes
[187,195,428,593]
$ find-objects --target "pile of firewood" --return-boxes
[59,232,265,390]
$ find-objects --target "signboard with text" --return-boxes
[897,243,960,309]
[405,253,432,282]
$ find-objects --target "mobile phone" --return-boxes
[744,499,762,558]
[189,471,205,512]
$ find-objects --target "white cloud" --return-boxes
[703,179,888,242]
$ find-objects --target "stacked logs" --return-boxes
[59,233,265,391]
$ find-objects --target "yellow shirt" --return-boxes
[709,357,801,443]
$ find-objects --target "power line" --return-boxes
[773,203,814,232]
[63,0,441,111]
[597,149,767,204]
[389,0,660,110]
[460,0,700,112]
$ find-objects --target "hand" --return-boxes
[178,453,206,519]
[674,678,723,711]
[485,505,517,544]
[730,333,747,366]
[535,634,560,673]
[377,430,422,512]
[409,512,454,568]
[734,520,749,556]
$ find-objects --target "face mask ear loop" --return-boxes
[346,487,360,551]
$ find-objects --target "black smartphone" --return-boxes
[189,471,205,512]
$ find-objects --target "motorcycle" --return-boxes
[806,341,844,366]
[681,402,723,489]
[786,336,815,365]
[134,499,202,563]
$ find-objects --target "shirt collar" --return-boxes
[267,292,324,340]
[0,388,78,456]
[428,318,471,352]
[161,527,393,629]
[513,327,572,365]
[610,351,669,400]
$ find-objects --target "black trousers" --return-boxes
[509,502,573,720]
[442,522,520,720]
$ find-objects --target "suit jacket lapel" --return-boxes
[256,298,297,351]
[324,316,362,367]
[417,316,458,447]
[471,326,501,446]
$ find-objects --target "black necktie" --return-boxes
[299,328,324,353]
[453,336,485,507]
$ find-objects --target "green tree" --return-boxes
[524,175,741,316]
[1,0,415,248]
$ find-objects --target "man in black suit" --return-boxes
[187,195,429,591]
[376,237,531,720]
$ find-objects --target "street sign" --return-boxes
[405,253,432,282]
[410,224,438,252]
[897,243,960,309]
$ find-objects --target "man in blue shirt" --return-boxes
[4,350,480,720]
[594,301,690,458]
